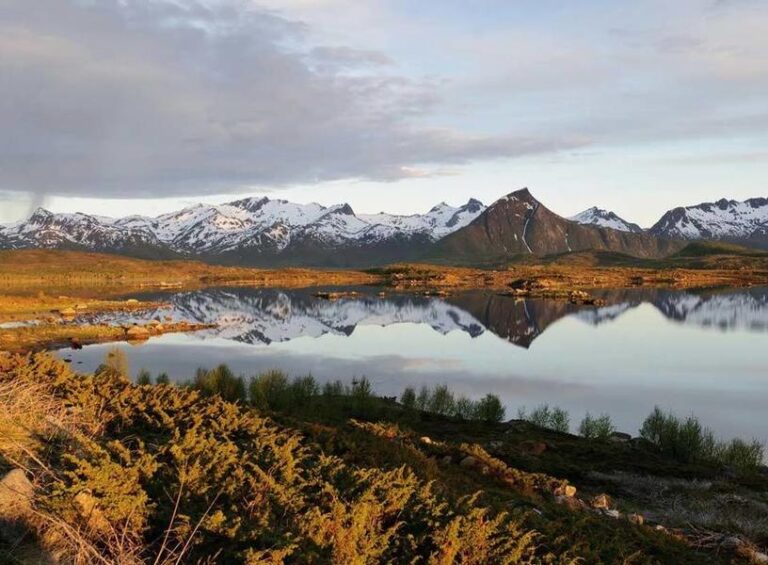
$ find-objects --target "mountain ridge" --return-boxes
[2,189,766,265]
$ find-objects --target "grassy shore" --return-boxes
[1,354,766,563]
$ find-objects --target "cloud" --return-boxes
[0,0,584,200]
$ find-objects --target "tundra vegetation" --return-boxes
[0,353,766,564]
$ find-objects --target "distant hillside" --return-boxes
[431,189,684,264]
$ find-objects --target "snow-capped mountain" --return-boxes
[569,207,643,233]
[649,197,768,248]
[0,196,486,265]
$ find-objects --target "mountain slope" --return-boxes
[649,197,768,249]
[431,188,684,263]
[569,207,643,233]
[0,197,486,266]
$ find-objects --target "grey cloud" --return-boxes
[0,0,584,199]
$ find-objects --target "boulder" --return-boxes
[59,307,76,317]
[590,493,611,509]
[627,513,644,525]
[75,303,89,310]
[603,509,620,519]
[554,484,577,498]
[441,455,453,465]
[126,325,150,340]
[752,552,768,564]
[609,432,632,443]
[0,469,34,519]
[420,436,433,445]
[125,299,139,304]
[459,456,477,469]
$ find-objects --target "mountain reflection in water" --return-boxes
[81,286,768,348]
[60,286,768,446]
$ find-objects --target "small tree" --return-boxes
[136,368,152,386]
[400,387,417,409]
[155,372,171,385]
[475,394,505,423]
[579,413,615,440]
[454,396,475,420]
[250,370,289,410]
[427,385,455,416]
[415,386,430,411]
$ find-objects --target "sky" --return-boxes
[1,0,767,227]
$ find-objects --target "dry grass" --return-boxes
[0,249,379,291]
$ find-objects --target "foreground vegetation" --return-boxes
[1,353,767,563]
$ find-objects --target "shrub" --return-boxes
[323,379,345,396]
[579,413,615,440]
[288,375,319,407]
[136,368,152,385]
[155,372,170,385]
[640,406,765,470]
[400,386,416,409]
[519,404,570,433]
[474,394,506,423]
[427,384,455,416]
[454,396,476,420]
[249,369,289,410]
[415,386,430,411]
[190,364,246,403]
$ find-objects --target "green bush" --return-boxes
[155,372,170,385]
[400,386,416,409]
[190,364,246,403]
[519,404,570,433]
[322,379,345,396]
[474,394,506,423]
[136,368,152,386]
[249,369,289,410]
[579,413,615,440]
[640,406,764,470]
[454,395,476,420]
[427,384,456,416]
[416,385,430,410]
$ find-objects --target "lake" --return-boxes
[57,286,768,444]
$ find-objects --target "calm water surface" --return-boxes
[57,286,768,443]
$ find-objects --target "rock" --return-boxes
[488,440,503,450]
[59,307,76,317]
[627,513,644,525]
[0,469,34,519]
[420,436,433,445]
[655,525,668,533]
[554,484,577,498]
[125,298,139,304]
[591,493,611,509]
[603,509,620,519]
[480,465,490,475]
[609,432,632,443]
[555,495,583,511]
[75,303,88,310]
[752,551,768,564]
[69,337,83,350]
[721,536,743,550]
[441,455,453,465]
[126,325,150,340]
[459,456,477,469]
[149,319,162,326]
[520,440,547,456]
[569,290,591,303]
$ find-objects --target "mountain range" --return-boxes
[1,189,766,266]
